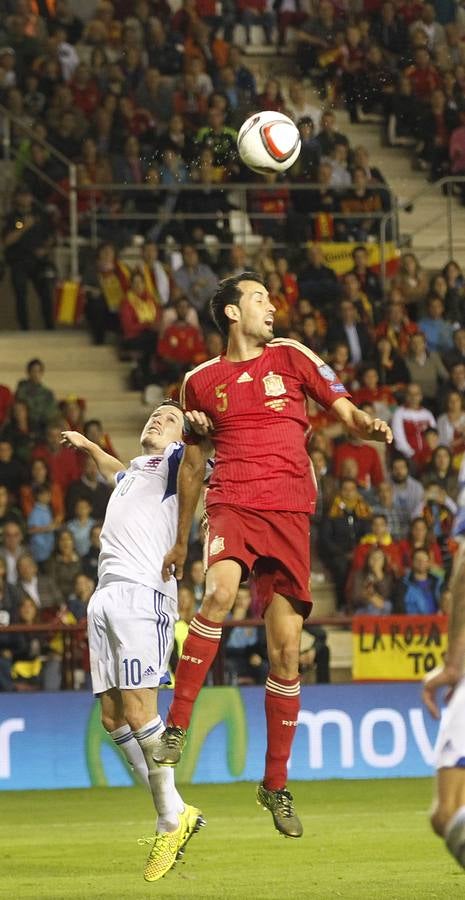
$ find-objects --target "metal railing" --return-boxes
[0,103,79,280]
[0,616,351,689]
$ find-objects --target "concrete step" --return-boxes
[311,579,337,617]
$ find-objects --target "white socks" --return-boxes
[133,717,184,833]
[111,724,150,788]
[445,805,465,869]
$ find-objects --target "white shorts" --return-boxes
[434,675,465,770]
[87,580,178,694]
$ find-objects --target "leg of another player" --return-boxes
[431,767,465,868]
[257,593,304,837]
[165,559,242,732]
[263,593,303,791]
[100,687,150,788]
[121,686,184,832]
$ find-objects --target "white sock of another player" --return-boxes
[110,724,150,789]
[445,806,465,868]
[134,716,184,833]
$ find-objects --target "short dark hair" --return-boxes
[158,399,183,413]
[209,271,266,336]
[27,358,44,373]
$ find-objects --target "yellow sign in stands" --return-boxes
[317,241,400,277]
[352,615,448,681]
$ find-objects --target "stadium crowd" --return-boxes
[2,0,465,689]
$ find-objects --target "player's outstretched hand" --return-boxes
[61,430,90,451]
[162,543,187,582]
[352,410,393,444]
[422,664,460,719]
[185,410,214,437]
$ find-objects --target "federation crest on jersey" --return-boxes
[263,371,286,397]
[318,364,337,382]
[210,535,225,555]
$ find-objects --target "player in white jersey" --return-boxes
[62,401,209,883]
[423,542,465,870]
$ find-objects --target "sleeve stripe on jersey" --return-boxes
[269,337,326,368]
[180,355,222,408]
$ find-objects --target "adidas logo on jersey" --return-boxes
[143,665,156,677]
[237,371,253,383]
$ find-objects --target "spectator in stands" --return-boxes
[371,481,404,541]
[81,523,101,585]
[338,166,388,242]
[352,366,395,421]
[1,519,27,585]
[15,359,56,441]
[66,571,95,620]
[0,386,13,430]
[351,512,402,574]
[238,0,275,45]
[2,186,55,331]
[65,456,111,522]
[333,435,385,490]
[83,420,118,460]
[67,498,96,558]
[319,477,372,608]
[294,1,339,75]
[328,341,357,389]
[47,528,82,602]
[286,81,322,131]
[418,295,455,355]
[375,336,411,389]
[340,271,373,326]
[0,440,25,498]
[225,585,267,685]
[443,327,465,370]
[316,110,350,158]
[393,252,429,314]
[422,445,459,500]
[194,106,238,169]
[397,515,444,571]
[173,244,218,317]
[326,299,373,366]
[297,243,340,311]
[119,270,159,382]
[348,547,396,614]
[391,383,437,462]
[156,296,207,383]
[82,243,131,346]
[20,457,64,526]
[437,391,465,460]
[140,241,170,308]
[448,361,465,397]
[27,484,57,566]
[407,46,441,101]
[349,245,383,305]
[32,424,81,493]
[0,400,34,466]
[393,547,443,614]
[405,331,449,409]
[0,557,19,624]
[0,485,24,542]
[16,552,61,608]
[309,448,338,530]
[389,455,425,536]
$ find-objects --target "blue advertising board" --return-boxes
[0,683,440,791]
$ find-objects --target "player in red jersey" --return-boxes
[153,272,393,837]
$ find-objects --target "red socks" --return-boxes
[263,674,300,791]
[168,615,222,730]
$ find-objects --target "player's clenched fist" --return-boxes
[162,543,187,581]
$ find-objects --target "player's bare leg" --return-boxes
[431,767,465,868]
[257,592,304,838]
[153,559,242,765]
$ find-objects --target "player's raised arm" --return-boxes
[331,397,393,444]
[61,430,124,483]
[423,544,465,718]
[162,439,211,582]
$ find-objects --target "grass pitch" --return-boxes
[1,779,462,900]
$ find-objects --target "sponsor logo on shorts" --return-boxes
[181,655,203,664]
[142,665,156,677]
[318,364,337,382]
[210,535,225,556]
[330,383,346,393]
[263,371,286,397]
[281,719,298,727]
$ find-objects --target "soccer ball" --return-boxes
[237,111,301,175]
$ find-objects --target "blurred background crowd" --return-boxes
[2,0,465,690]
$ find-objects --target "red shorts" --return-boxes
[204,504,311,616]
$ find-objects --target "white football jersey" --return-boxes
[98,442,184,601]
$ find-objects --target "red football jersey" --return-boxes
[181,338,351,513]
